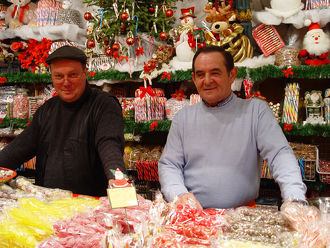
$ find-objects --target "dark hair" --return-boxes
[192,46,234,73]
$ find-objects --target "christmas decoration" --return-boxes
[148,6,155,13]
[56,0,83,28]
[105,47,113,56]
[252,24,285,56]
[16,38,52,73]
[166,9,174,18]
[83,0,177,49]
[203,1,253,62]
[303,90,326,125]
[103,38,108,46]
[265,0,304,18]
[87,39,95,48]
[112,43,120,51]
[84,12,92,21]
[282,82,300,124]
[324,89,330,124]
[299,21,330,66]
[0,4,7,30]
[5,0,37,29]
[159,31,168,40]
[120,12,129,21]
[126,37,135,46]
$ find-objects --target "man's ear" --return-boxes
[229,67,238,84]
[191,71,196,84]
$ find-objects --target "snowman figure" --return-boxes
[170,7,197,68]
[265,0,304,18]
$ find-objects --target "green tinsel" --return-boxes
[280,123,330,137]
[0,118,30,129]
[124,119,172,133]
[249,64,330,81]
[1,64,329,83]
[0,72,51,83]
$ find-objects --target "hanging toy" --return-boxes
[166,9,174,18]
[84,12,92,21]
[160,31,168,40]
[120,12,129,21]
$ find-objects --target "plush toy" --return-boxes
[5,0,37,29]
[299,21,330,66]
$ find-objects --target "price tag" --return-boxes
[107,186,138,209]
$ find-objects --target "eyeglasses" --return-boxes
[52,73,81,82]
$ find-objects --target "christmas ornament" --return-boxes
[160,31,168,40]
[120,12,129,21]
[105,47,113,56]
[87,39,95,48]
[103,38,109,46]
[166,9,174,18]
[112,43,120,51]
[126,37,135,46]
[84,12,92,21]
[148,6,155,13]
[120,24,126,32]
[299,21,330,66]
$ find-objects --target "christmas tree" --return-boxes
[83,0,180,53]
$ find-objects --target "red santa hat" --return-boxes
[180,7,197,19]
[304,20,321,32]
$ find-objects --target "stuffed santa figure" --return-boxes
[299,21,330,66]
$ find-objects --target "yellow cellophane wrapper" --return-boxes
[0,196,99,247]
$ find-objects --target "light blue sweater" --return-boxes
[158,93,307,209]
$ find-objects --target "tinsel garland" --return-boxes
[0,118,30,129]
[0,64,329,83]
[123,118,329,137]
[280,123,330,137]
[0,118,328,136]
[124,119,172,134]
[249,64,330,81]
[0,72,51,83]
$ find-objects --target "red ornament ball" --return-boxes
[120,12,129,21]
[126,37,135,46]
[84,12,92,21]
[120,24,126,32]
[105,47,113,56]
[103,38,109,46]
[148,6,155,13]
[87,39,95,48]
[112,43,120,51]
[159,32,168,40]
[166,9,174,18]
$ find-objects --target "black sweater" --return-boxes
[0,84,125,196]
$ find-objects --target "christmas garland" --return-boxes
[0,118,30,129]
[124,118,329,137]
[280,123,330,137]
[0,64,329,83]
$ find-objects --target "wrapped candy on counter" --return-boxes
[9,176,72,200]
[281,201,329,248]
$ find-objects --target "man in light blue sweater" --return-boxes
[158,46,307,209]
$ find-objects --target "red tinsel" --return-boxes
[283,67,294,78]
[150,121,158,131]
[161,72,171,80]
[17,38,52,73]
[88,71,96,77]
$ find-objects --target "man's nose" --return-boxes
[204,73,212,85]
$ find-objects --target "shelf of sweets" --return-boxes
[0,64,329,84]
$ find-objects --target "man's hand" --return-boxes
[175,193,203,210]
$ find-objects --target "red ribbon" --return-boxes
[135,46,144,56]
[26,120,31,127]
[171,89,186,101]
[119,55,128,63]
[150,121,158,131]
[139,86,155,99]
[161,71,171,80]
[12,5,30,23]
[88,71,96,77]
[0,77,7,84]
[283,123,293,131]
[283,67,294,78]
